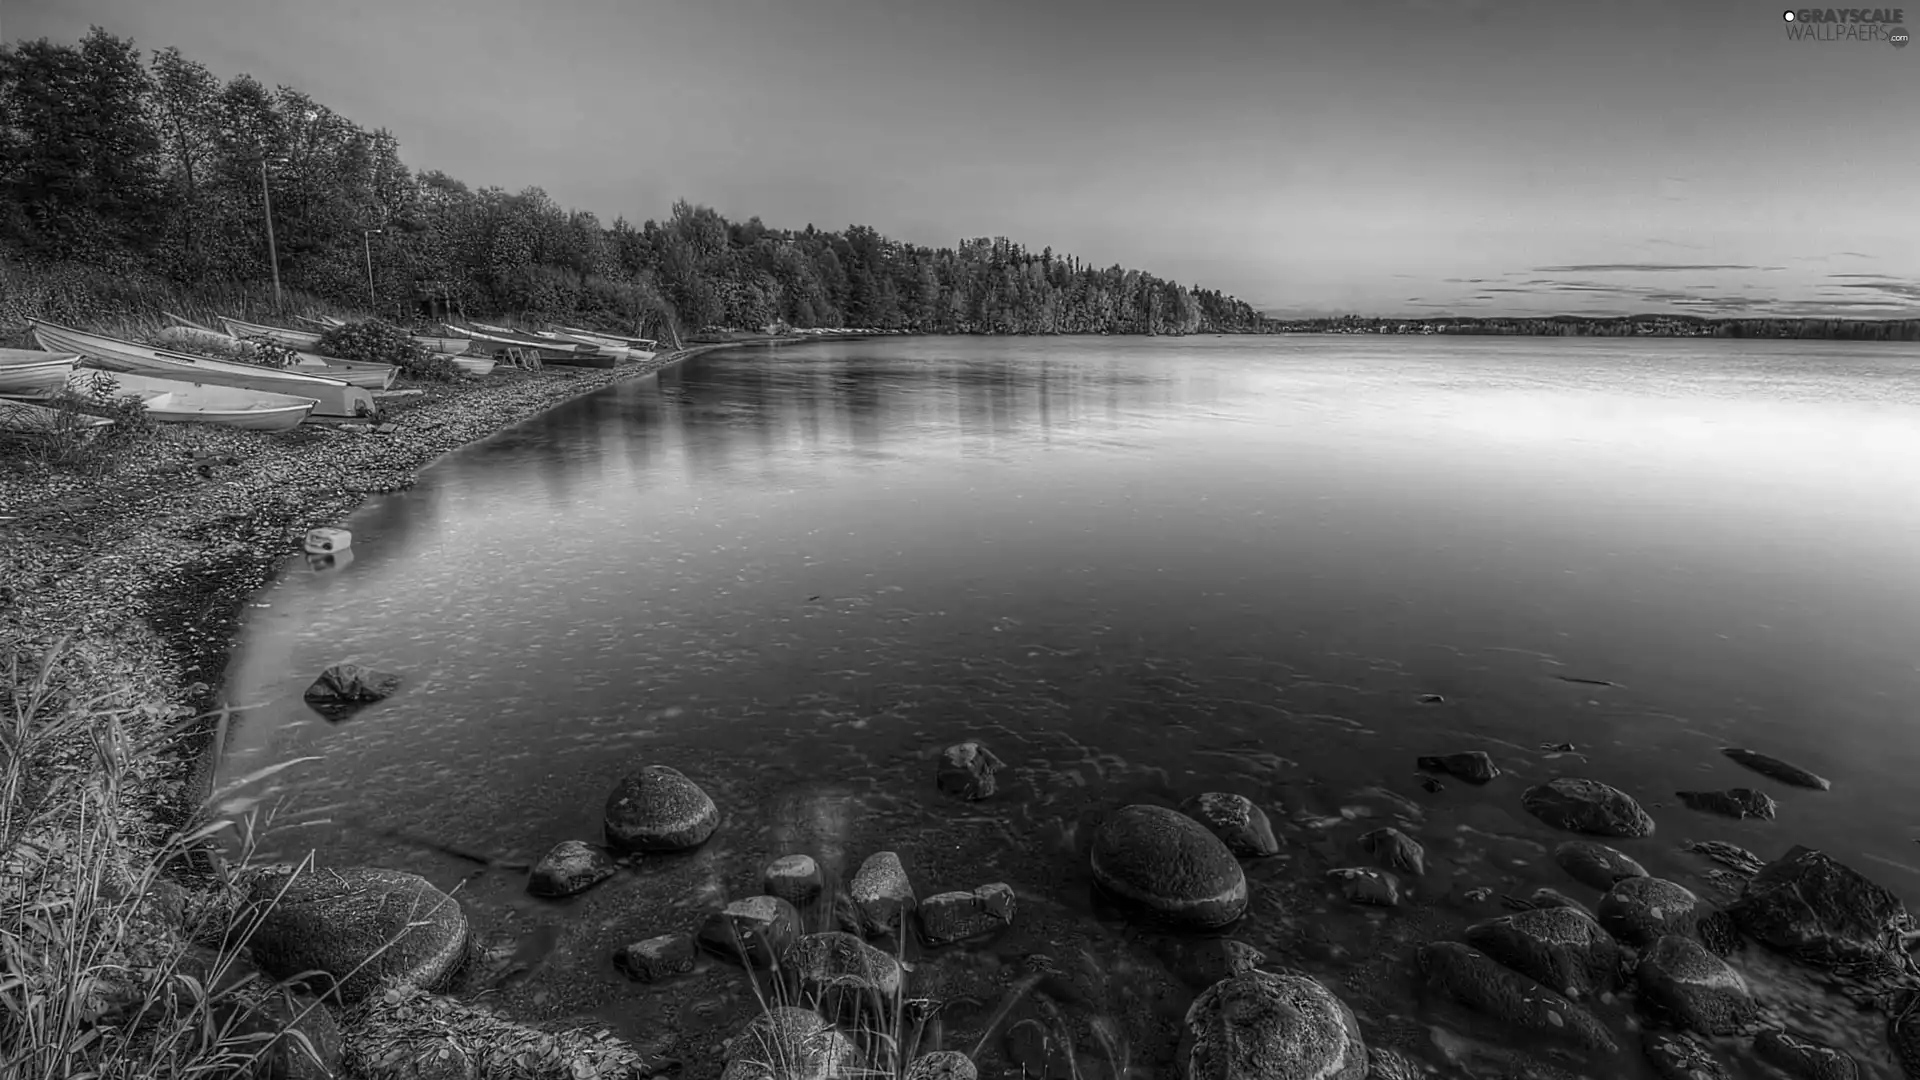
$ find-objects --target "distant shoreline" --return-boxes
[1253,314,1920,341]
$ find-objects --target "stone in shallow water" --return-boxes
[784,930,903,1002]
[1597,876,1713,949]
[1089,804,1247,930]
[1635,934,1756,1036]
[1641,1030,1731,1080]
[697,896,801,969]
[849,851,916,936]
[1728,845,1912,974]
[1721,746,1831,790]
[525,839,616,898]
[301,663,401,721]
[720,1007,858,1080]
[239,866,468,1006]
[1552,840,1647,891]
[1360,827,1426,876]
[1152,935,1265,990]
[936,740,1005,800]
[916,883,1015,946]
[1752,1028,1859,1080]
[1521,777,1655,838]
[603,765,719,852]
[1327,867,1400,907]
[903,1051,977,1080]
[1416,751,1500,784]
[1415,942,1618,1054]
[762,853,823,907]
[614,933,697,982]
[1510,887,1596,919]
[1180,791,1281,857]
[1364,1046,1426,1080]
[1179,970,1369,1080]
[1463,905,1625,997]
[1677,787,1778,821]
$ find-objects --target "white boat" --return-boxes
[534,329,634,361]
[0,349,81,395]
[449,355,496,376]
[556,325,656,360]
[217,315,325,351]
[446,323,609,366]
[58,369,315,431]
[412,335,473,356]
[0,397,113,435]
[29,320,376,419]
[162,320,395,390]
[293,313,349,329]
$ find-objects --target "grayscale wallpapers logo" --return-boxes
[1782,8,1909,45]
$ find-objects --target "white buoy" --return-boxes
[303,527,352,554]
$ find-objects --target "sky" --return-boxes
[6,0,1918,318]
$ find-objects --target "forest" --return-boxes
[0,28,1274,341]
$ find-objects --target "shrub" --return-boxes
[313,320,458,382]
[146,326,299,369]
[0,372,159,474]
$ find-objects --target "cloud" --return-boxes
[1834,281,1920,300]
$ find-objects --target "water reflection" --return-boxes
[215,334,1920,1078]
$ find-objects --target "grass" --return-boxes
[0,637,425,1079]
[0,374,160,476]
[721,877,1120,1079]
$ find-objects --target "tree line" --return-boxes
[0,28,1273,339]
[1275,314,1920,341]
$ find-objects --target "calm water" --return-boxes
[219,335,1920,1076]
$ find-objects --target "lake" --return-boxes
[217,334,1920,1077]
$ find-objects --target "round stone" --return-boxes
[240,866,468,1005]
[603,765,720,852]
[1179,971,1368,1080]
[762,854,823,906]
[1522,778,1656,838]
[1090,804,1247,930]
[1599,876,1709,948]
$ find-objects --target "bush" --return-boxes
[313,320,458,382]
[146,326,299,369]
[0,372,159,474]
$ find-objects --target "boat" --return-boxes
[534,329,634,361]
[29,320,376,419]
[164,318,395,391]
[556,325,657,360]
[0,349,81,395]
[55,369,315,431]
[448,355,497,376]
[0,397,113,435]
[411,334,473,356]
[444,322,613,368]
[292,313,348,328]
[217,316,325,351]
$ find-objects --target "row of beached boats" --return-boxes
[0,314,661,434]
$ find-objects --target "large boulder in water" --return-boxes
[1522,778,1655,838]
[1091,804,1247,930]
[1635,934,1757,1036]
[1728,845,1912,974]
[1177,970,1368,1080]
[1415,942,1617,1054]
[1462,905,1626,997]
[604,765,719,852]
[237,866,468,1005]
[302,663,400,721]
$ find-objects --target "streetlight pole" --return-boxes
[261,158,282,312]
[362,228,383,312]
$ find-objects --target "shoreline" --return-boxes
[0,339,746,846]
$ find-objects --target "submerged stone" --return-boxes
[1360,827,1426,876]
[1090,804,1247,930]
[1552,840,1648,891]
[614,933,697,983]
[1752,1028,1860,1080]
[526,840,616,898]
[1721,747,1831,790]
[239,866,467,1006]
[1416,751,1500,784]
[603,765,720,852]
[1463,905,1625,997]
[302,663,401,721]
[917,883,1015,946]
[1642,1030,1731,1080]
[936,740,1005,800]
[1179,971,1369,1080]
[1677,788,1778,821]
[1635,934,1756,1036]
[1415,942,1617,1054]
[1180,791,1281,857]
[1522,777,1655,838]
[697,896,800,969]
[1327,867,1400,907]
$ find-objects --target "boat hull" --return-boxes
[0,397,113,435]
[218,316,326,351]
[0,349,80,395]
[61,369,315,431]
[30,320,375,419]
[450,325,605,364]
[450,356,497,376]
[413,335,473,355]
